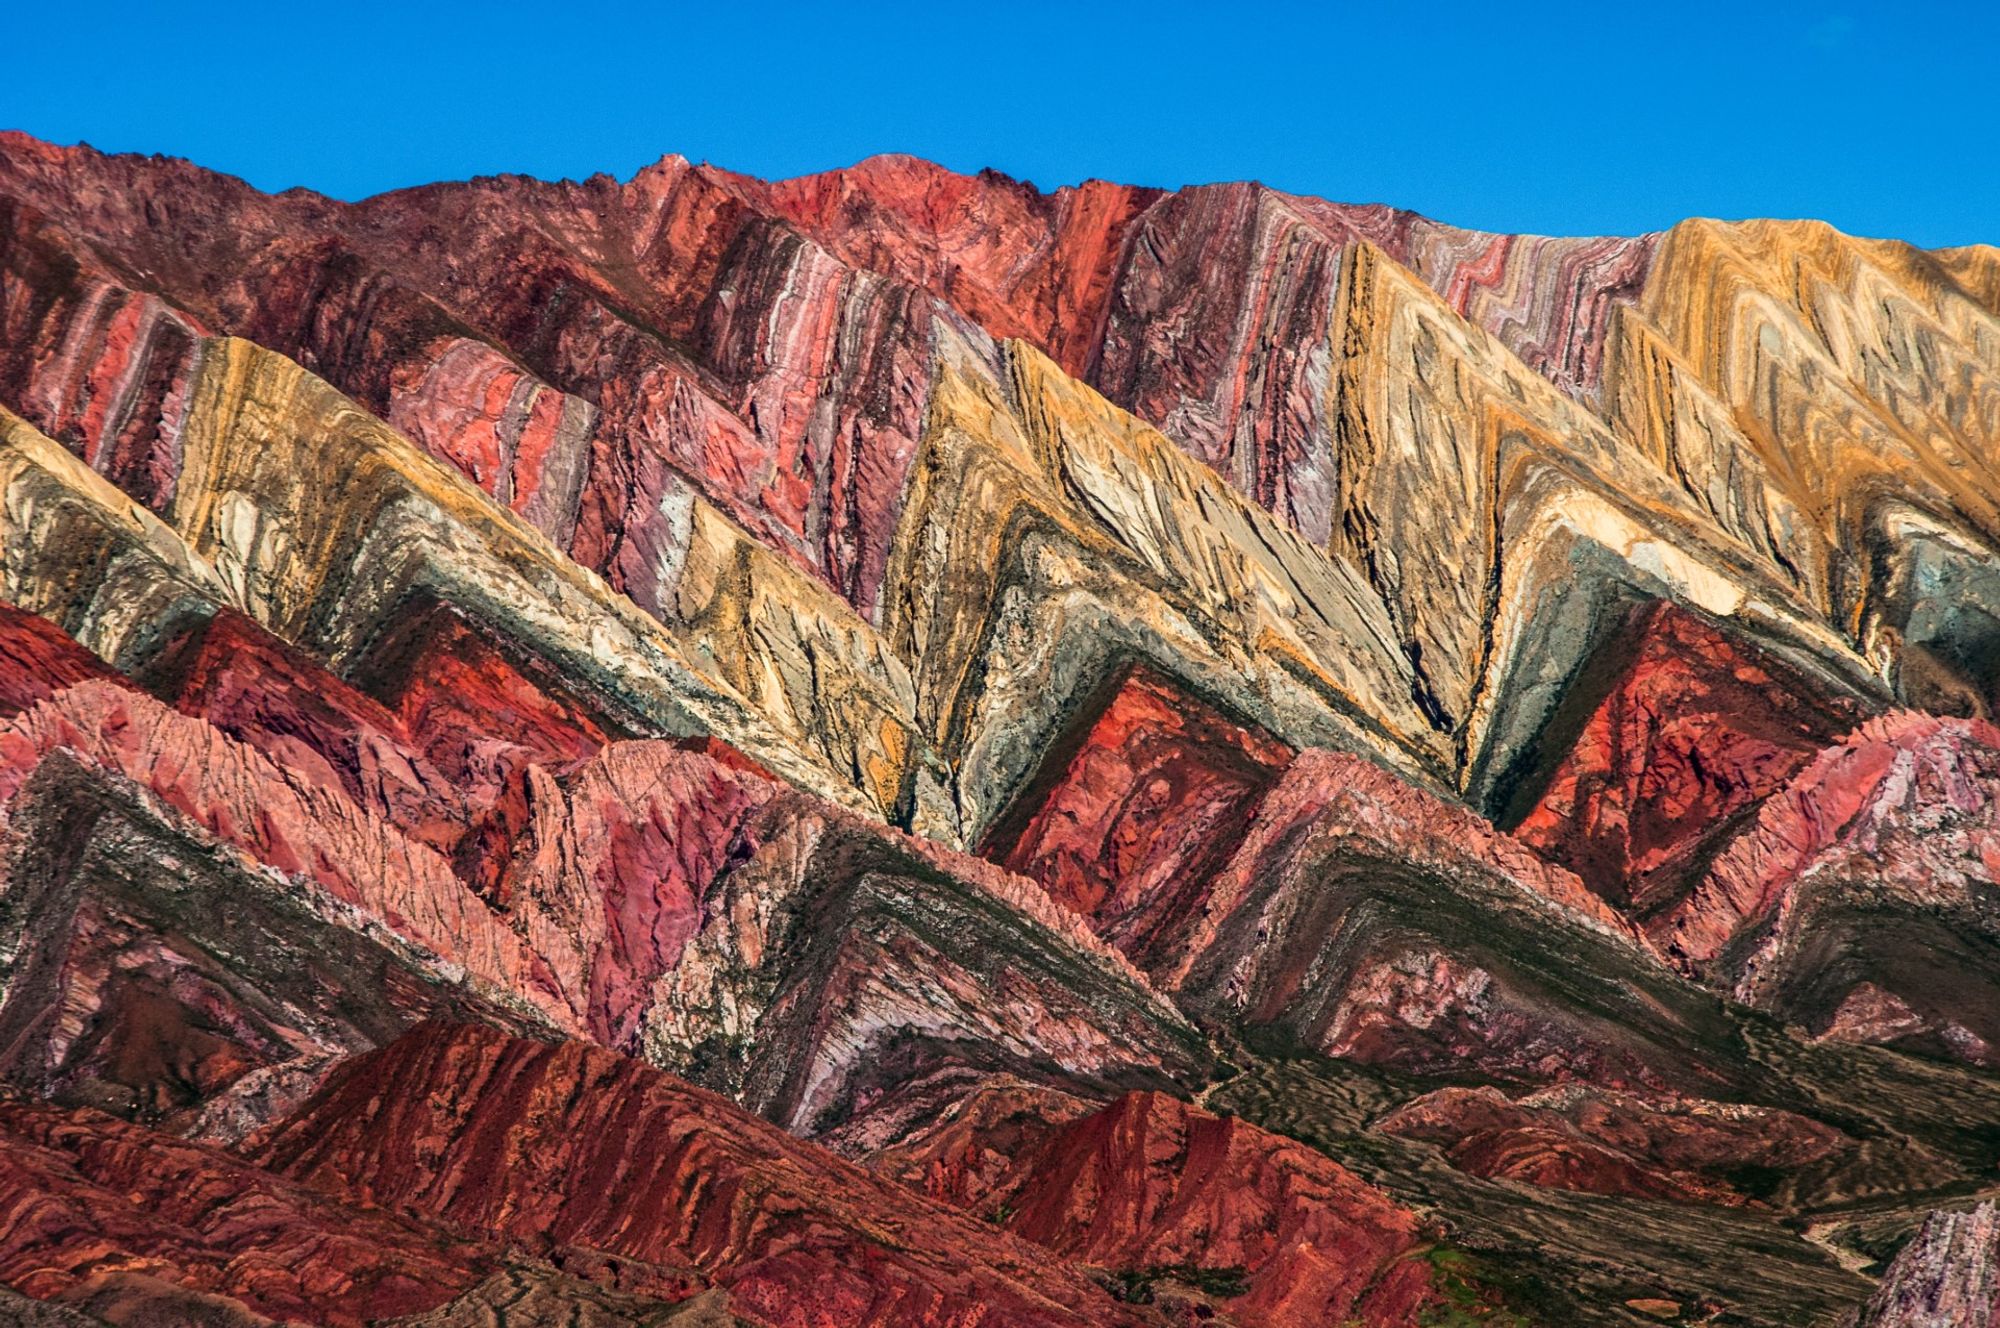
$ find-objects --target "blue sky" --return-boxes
[4,1,1993,246]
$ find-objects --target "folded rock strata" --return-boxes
[1,131,1998,1326]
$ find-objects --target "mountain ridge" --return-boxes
[3,128,2000,1325]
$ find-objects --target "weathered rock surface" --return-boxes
[0,131,1941,829]
[0,1095,496,1325]
[1856,1201,2000,1327]
[983,665,1293,967]
[3,131,2000,1327]
[0,752,532,1135]
[1671,713,2000,1065]
[1375,1083,1849,1206]
[249,1021,1155,1328]
[1145,749,1704,1088]
[0,637,1207,1143]
[883,1087,1439,1327]
[1511,601,1873,915]
[0,601,128,718]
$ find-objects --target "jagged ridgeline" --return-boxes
[2,132,1998,1327]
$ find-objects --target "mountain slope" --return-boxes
[1,131,1998,1326]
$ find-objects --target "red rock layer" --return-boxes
[753,158,1158,377]
[882,1087,1437,1328]
[0,1097,495,1326]
[249,1021,1151,1328]
[1155,750,1709,1090]
[506,739,781,1048]
[1376,1084,1848,1207]
[0,678,576,1030]
[1665,712,2000,1062]
[985,666,1293,967]
[359,599,616,800]
[1671,712,2000,965]
[355,599,622,895]
[139,607,470,859]
[1168,747,1641,985]
[0,599,125,717]
[867,1076,1099,1210]
[0,134,1661,614]
[0,611,1203,1139]
[1512,603,1872,914]
[0,194,205,511]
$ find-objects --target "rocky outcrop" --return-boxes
[983,665,1293,967]
[0,601,127,718]
[1510,601,1873,915]
[1626,221,2000,689]
[0,732,547,1134]
[5,130,2000,1327]
[0,649,1208,1138]
[0,680,571,1028]
[1856,1201,2000,1327]
[0,1095,497,1325]
[1670,713,2000,1065]
[627,764,1214,1136]
[137,606,474,860]
[1147,749,1703,1087]
[0,132,1935,823]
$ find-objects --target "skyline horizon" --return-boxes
[6,1,1993,250]
[6,125,1989,254]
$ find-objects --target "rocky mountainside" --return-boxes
[1,130,1998,1325]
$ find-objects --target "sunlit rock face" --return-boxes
[2,130,2000,1325]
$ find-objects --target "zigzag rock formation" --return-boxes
[1,130,1998,1324]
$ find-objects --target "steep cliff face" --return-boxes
[1857,1202,2000,1328]
[2,131,1999,1326]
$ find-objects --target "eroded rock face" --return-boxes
[248,1021,1154,1328]
[984,666,1293,967]
[1671,713,2000,1065]
[0,601,127,718]
[1857,1202,2000,1328]
[885,1089,1439,1328]
[137,606,473,860]
[3,130,2000,1327]
[0,614,1204,1149]
[0,748,540,1134]
[1154,750,1700,1088]
[1511,602,1873,916]
[0,1095,496,1326]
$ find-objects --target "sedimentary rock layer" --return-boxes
[250,1021,1155,1328]
[2,130,1999,1326]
